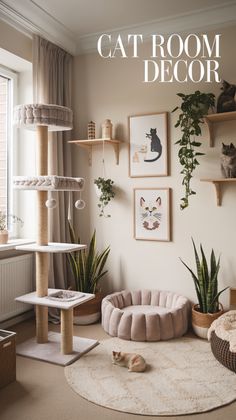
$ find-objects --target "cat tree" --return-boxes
[13,104,97,365]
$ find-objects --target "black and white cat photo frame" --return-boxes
[134,188,171,242]
[129,112,168,177]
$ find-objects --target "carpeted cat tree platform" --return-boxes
[13,104,97,365]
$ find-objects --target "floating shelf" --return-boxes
[204,111,236,147]
[200,178,236,206]
[15,242,86,253]
[69,138,122,166]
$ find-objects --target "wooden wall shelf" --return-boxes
[200,178,236,206]
[69,138,121,166]
[204,111,236,147]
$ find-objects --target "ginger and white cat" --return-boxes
[112,351,146,372]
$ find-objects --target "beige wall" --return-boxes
[0,20,32,62]
[74,25,236,306]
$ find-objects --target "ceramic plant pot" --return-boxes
[0,230,8,244]
[192,304,224,339]
[73,291,105,325]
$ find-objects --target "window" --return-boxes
[0,67,16,231]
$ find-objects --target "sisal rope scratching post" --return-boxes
[36,125,49,343]
[61,308,73,354]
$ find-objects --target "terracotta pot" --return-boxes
[0,230,8,244]
[192,303,224,339]
[73,291,105,325]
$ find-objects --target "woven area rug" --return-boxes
[65,336,236,416]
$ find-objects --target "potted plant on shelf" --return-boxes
[181,239,228,339]
[67,221,110,325]
[172,90,215,210]
[94,177,115,217]
[0,211,23,244]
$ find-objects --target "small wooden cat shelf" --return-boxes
[200,178,236,206]
[204,111,236,147]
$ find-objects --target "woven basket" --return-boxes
[192,304,224,338]
[73,292,105,325]
[211,330,236,373]
[192,304,224,328]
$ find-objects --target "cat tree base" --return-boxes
[16,332,98,366]
[15,289,97,364]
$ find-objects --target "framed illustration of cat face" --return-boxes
[129,112,168,177]
[134,188,171,241]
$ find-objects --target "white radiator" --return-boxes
[0,254,34,322]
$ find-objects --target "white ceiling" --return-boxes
[0,0,236,54]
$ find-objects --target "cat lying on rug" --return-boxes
[112,351,146,372]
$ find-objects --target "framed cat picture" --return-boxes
[129,112,168,177]
[134,188,171,241]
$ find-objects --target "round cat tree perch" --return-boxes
[14,104,97,364]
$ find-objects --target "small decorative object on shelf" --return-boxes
[217,80,236,113]
[173,90,215,210]
[102,119,112,139]
[94,177,115,217]
[88,121,95,139]
[180,238,228,338]
[0,211,23,244]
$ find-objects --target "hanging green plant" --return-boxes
[94,177,115,217]
[172,91,215,210]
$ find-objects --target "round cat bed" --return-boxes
[208,310,236,373]
[101,290,190,341]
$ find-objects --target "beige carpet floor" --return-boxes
[1,319,236,420]
[65,336,236,416]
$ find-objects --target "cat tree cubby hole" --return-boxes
[204,111,236,147]
[200,178,236,206]
[68,139,122,166]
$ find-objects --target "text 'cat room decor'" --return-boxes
[133,188,171,241]
[129,112,168,177]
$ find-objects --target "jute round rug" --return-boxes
[65,336,236,416]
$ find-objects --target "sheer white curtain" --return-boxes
[33,35,73,289]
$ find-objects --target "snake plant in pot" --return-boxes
[67,220,110,324]
[181,239,228,338]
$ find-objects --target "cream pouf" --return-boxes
[102,290,190,341]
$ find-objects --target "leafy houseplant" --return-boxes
[94,177,115,217]
[0,211,23,244]
[181,239,228,338]
[67,221,110,325]
[173,91,215,210]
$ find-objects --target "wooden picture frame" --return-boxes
[129,112,168,177]
[134,188,171,241]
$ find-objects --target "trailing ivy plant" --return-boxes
[94,177,115,217]
[172,91,215,210]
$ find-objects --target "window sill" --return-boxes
[0,239,34,252]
